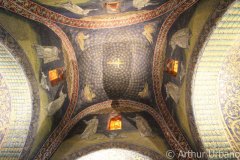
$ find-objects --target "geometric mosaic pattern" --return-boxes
[192,1,240,159]
[0,42,33,159]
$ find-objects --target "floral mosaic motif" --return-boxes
[0,74,11,146]
[219,51,240,146]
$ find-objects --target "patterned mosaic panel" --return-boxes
[0,42,33,159]
[192,1,240,159]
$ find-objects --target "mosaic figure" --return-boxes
[142,23,155,44]
[46,88,67,116]
[138,83,149,98]
[165,82,180,104]
[80,116,99,139]
[135,114,153,137]
[40,72,50,91]
[34,44,60,64]
[170,28,191,56]
[81,84,96,102]
[76,32,89,51]
[60,0,97,16]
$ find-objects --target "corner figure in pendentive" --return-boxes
[80,116,99,139]
[170,28,191,56]
[46,87,67,116]
[135,114,153,137]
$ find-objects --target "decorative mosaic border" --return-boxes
[0,25,40,160]
[62,142,166,160]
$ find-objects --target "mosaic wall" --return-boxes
[76,149,153,160]
[62,142,165,160]
[191,1,240,159]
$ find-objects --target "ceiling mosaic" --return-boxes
[0,25,41,160]
[0,42,34,159]
[191,1,240,159]
[0,0,200,159]
[63,23,162,113]
[2,0,238,160]
[34,0,167,18]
